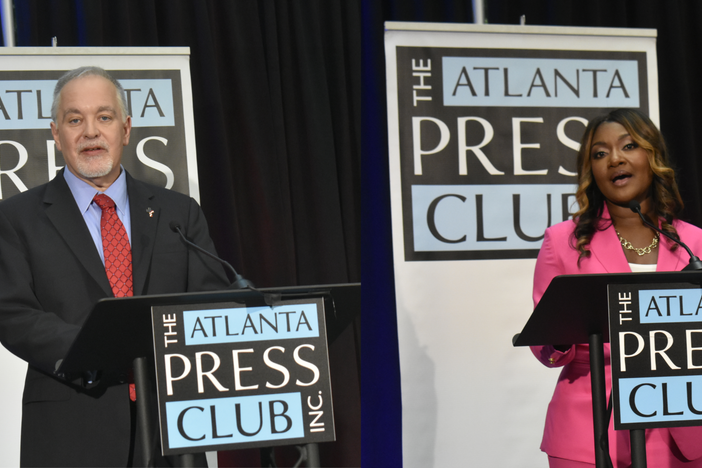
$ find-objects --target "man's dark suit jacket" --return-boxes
[0,169,230,467]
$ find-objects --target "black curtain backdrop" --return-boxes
[361,1,702,467]
[6,1,360,467]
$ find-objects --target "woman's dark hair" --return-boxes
[573,108,683,260]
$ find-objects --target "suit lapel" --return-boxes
[588,204,683,273]
[43,172,113,296]
[588,222,631,273]
[126,174,158,296]
[585,205,630,273]
[657,226,684,272]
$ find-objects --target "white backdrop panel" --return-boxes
[385,23,658,467]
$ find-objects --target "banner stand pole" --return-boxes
[589,333,609,468]
[134,356,157,467]
[630,429,647,468]
[305,443,320,467]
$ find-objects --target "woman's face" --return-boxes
[589,121,654,208]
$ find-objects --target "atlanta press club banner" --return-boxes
[384,23,658,467]
[0,47,198,466]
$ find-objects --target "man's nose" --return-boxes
[83,119,99,138]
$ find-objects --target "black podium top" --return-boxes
[58,283,360,374]
[513,271,702,347]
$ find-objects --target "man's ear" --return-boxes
[122,116,132,146]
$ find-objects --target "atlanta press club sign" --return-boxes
[609,283,702,429]
[391,46,650,261]
[151,297,335,454]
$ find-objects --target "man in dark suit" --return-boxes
[0,67,230,466]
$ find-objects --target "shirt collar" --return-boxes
[63,167,129,215]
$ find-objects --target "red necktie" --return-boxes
[94,194,136,401]
[93,194,133,297]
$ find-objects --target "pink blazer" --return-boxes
[532,209,702,466]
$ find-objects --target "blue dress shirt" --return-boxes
[63,167,132,265]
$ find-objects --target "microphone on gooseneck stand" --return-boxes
[628,200,702,271]
[169,221,256,289]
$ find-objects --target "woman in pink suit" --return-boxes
[532,108,702,468]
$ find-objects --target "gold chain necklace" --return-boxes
[616,230,659,256]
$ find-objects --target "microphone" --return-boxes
[169,221,256,289]
[628,201,702,271]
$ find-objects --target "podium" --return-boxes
[58,283,360,467]
[513,271,702,468]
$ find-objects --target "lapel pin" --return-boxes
[146,207,154,218]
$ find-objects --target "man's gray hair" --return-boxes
[51,66,129,123]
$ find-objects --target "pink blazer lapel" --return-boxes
[588,223,631,273]
[657,233,685,272]
[582,204,630,273]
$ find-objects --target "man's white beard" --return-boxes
[75,140,114,179]
[76,154,114,179]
